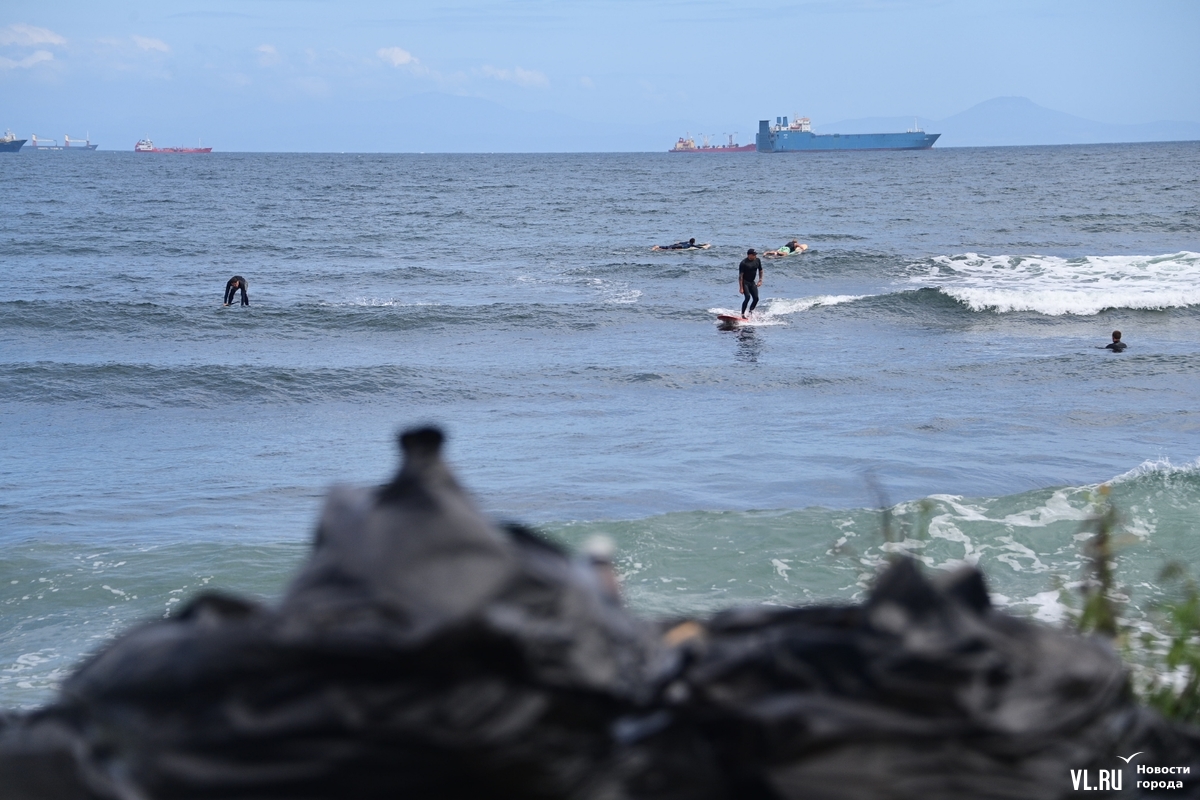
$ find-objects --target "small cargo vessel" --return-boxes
[135,138,213,154]
[25,133,98,151]
[0,130,27,153]
[669,133,755,153]
[756,116,939,152]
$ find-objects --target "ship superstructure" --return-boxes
[0,130,26,153]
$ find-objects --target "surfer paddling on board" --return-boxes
[653,238,708,251]
[764,239,808,258]
[739,249,763,318]
[224,276,249,307]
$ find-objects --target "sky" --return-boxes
[2,0,1198,151]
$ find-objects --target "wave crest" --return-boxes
[909,252,1200,315]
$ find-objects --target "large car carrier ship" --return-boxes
[756,116,939,152]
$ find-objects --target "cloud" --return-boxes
[256,43,279,66]
[132,35,170,53]
[377,46,417,68]
[0,23,66,47]
[481,65,549,88]
[297,76,330,96]
[0,50,54,69]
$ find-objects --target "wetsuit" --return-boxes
[739,257,762,315]
[1105,341,1127,352]
[224,276,249,306]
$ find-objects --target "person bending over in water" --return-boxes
[224,276,249,307]
[739,248,763,317]
[1104,330,1127,352]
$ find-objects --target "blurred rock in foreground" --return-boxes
[2,427,1197,799]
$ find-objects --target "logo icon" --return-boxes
[1117,753,1144,764]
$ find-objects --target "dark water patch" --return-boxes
[0,299,642,339]
[0,362,484,407]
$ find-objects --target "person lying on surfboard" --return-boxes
[652,238,709,251]
[739,248,763,317]
[764,240,808,258]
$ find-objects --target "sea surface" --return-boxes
[1,143,1198,708]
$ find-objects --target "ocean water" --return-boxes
[1,143,1198,708]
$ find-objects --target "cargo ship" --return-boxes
[669,133,755,153]
[0,130,26,153]
[25,133,98,151]
[756,116,939,152]
[135,138,213,154]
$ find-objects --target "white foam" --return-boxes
[1111,457,1200,483]
[999,488,1091,527]
[771,558,792,581]
[994,537,1050,573]
[1025,590,1068,623]
[708,294,864,326]
[910,251,1200,315]
[342,298,433,307]
[765,295,865,316]
[585,277,641,304]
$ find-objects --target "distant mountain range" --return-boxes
[207,93,1199,152]
[821,96,1200,148]
[373,94,1199,152]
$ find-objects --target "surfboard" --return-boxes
[717,314,748,326]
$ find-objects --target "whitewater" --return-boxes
[1,142,1198,708]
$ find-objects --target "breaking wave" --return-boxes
[908,252,1200,315]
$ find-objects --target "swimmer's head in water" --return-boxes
[1112,330,1122,341]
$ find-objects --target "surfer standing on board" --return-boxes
[739,249,763,317]
[224,276,249,307]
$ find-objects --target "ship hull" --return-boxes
[25,144,98,151]
[756,121,939,152]
[0,139,26,153]
[136,148,213,154]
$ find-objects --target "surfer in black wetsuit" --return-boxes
[1104,330,1127,352]
[224,276,249,306]
[739,248,763,317]
[658,238,698,250]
